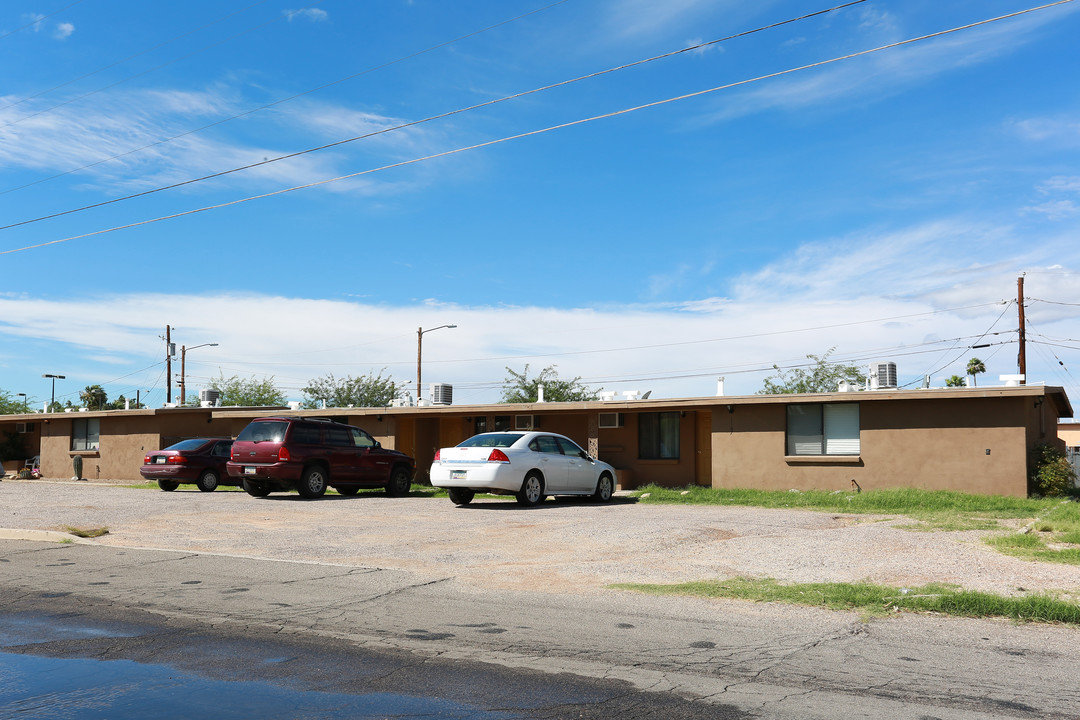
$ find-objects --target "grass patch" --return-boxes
[632,485,1080,532]
[64,526,109,538]
[611,577,1080,625]
[986,532,1080,565]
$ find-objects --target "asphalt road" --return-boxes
[2,482,1079,718]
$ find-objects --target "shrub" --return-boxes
[1029,444,1077,497]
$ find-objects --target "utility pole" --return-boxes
[1017,275,1026,385]
[165,325,173,403]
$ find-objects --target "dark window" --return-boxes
[639,412,679,460]
[72,418,100,451]
[326,426,353,446]
[529,435,561,454]
[786,403,860,456]
[459,433,522,448]
[474,416,488,434]
[237,421,289,443]
[494,416,511,431]
[291,425,321,445]
[555,436,585,457]
[212,441,232,457]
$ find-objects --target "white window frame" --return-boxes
[786,403,860,456]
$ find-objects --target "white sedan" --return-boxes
[429,431,617,507]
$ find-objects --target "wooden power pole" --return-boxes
[1017,275,1026,385]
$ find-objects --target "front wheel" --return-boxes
[385,466,412,497]
[516,473,545,507]
[448,488,474,506]
[297,466,328,499]
[242,478,270,497]
[157,479,179,492]
[592,474,614,503]
[196,470,219,492]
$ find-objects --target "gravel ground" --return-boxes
[3,478,1080,598]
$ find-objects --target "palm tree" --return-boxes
[80,384,108,410]
[967,357,986,387]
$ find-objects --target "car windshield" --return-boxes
[236,421,289,443]
[165,439,210,451]
[458,433,522,448]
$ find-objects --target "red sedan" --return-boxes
[141,438,234,492]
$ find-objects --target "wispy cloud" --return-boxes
[284,8,329,23]
[53,21,74,40]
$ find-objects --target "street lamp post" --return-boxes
[42,374,65,412]
[417,324,457,406]
[179,343,218,405]
[16,392,27,413]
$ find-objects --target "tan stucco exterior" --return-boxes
[3,385,1071,497]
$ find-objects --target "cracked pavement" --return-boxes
[2,481,1079,718]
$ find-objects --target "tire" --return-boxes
[516,473,545,507]
[157,479,179,492]
[297,466,328,499]
[242,478,270,498]
[336,485,360,496]
[196,470,219,493]
[593,473,614,503]
[448,488,474,506]
[385,466,412,497]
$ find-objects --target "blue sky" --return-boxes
[2,0,1080,409]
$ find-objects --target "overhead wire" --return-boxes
[0,1,85,43]
[2,0,1072,256]
[0,0,866,233]
[0,0,575,197]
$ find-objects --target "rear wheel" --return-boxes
[592,473,614,503]
[297,466,328,499]
[385,466,412,497]
[196,470,219,492]
[242,478,270,497]
[448,488,475,506]
[157,479,179,492]
[516,473,545,507]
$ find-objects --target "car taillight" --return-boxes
[433,449,441,462]
[166,456,186,465]
[277,446,291,461]
[143,455,152,464]
[487,449,510,463]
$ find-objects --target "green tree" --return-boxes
[500,365,600,403]
[759,348,867,394]
[204,373,287,407]
[944,375,966,387]
[301,371,398,409]
[80,384,108,410]
[967,357,986,387]
[0,388,29,414]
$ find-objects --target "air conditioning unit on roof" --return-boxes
[431,383,453,405]
[869,362,897,390]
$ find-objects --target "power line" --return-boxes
[0,0,575,197]
[0,0,864,232]
[3,0,1069,256]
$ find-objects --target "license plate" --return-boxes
[244,466,257,475]
[154,457,166,464]
[450,470,466,480]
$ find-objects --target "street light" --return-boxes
[42,374,65,412]
[16,392,27,413]
[417,324,457,405]
[179,343,218,405]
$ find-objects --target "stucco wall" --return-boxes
[711,396,1032,496]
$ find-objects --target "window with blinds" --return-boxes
[786,403,860,456]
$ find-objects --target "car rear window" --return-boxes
[165,439,209,451]
[236,421,289,443]
[458,433,522,448]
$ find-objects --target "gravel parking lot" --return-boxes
[3,479,1080,598]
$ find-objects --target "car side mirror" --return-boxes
[375,441,382,448]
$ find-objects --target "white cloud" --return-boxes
[1022,200,1079,221]
[285,8,329,22]
[53,22,74,40]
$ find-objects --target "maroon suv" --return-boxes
[226,417,415,499]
